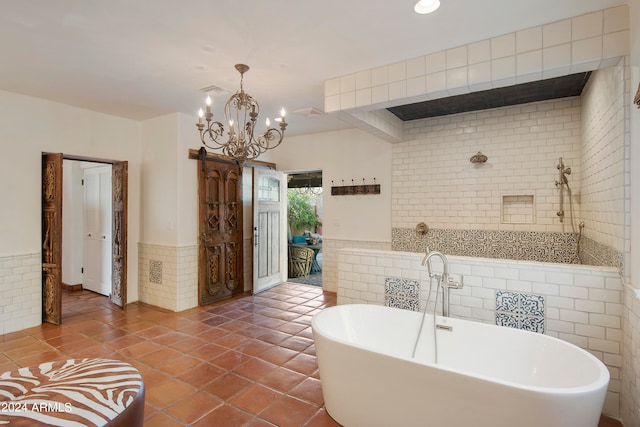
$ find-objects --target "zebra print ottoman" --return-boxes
[0,358,144,426]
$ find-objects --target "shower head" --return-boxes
[564,167,572,175]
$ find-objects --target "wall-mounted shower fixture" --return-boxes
[571,222,585,264]
[469,152,488,164]
[555,157,572,223]
[415,222,429,235]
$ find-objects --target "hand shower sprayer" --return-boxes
[555,158,582,262]
[555,157,571,222]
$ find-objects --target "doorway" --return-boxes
[286,171,323,287]
[42,153,128,325]
[62,161,113,296]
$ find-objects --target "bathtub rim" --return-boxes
[312,303,610,396]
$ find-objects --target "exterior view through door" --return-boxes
[286,171,323,286]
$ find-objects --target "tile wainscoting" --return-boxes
[338,247,623,417]
[621,285,640,426]
[138,243,198,312]
[0,252,41,335]
[320,238,391,293]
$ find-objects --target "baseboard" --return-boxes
[62,282,83,291]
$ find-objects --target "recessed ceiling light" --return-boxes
[414,0,440,14]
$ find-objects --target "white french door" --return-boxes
[252,168,287,293]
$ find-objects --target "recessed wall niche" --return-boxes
[501,195,535,224]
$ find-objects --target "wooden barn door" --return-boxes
[198,160,243,305]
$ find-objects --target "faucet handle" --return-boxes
[445,276,463,289]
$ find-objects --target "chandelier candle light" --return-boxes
[197,64,287,165]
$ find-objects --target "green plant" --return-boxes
[288,189,321,231]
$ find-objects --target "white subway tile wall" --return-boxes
[176,245,198,312]
[622,286,640,425]
[337,247,623,417]
[321,238,391,293]
[0,253,41,335]
[325,6,630,116]
[581,61,626,260]
[392,97,582,232]
[501,195,535,224]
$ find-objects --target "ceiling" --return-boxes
[388,72,592,121]
[0,1,626,137]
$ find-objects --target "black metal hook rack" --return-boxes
[330,178,380,196]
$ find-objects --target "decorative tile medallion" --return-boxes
[385,277,420,311]
[495,291,545,333]
[149,260,163,284]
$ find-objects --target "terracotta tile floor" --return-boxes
[0,283,340,427]
[0,283,622,427]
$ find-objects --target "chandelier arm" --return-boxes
[255,128,284,151]
[199,120,227,150]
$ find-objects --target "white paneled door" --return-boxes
[82,165,112,296]
[253,168,287,294]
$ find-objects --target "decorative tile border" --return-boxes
[385,277,420,311]
[495,291,545,334]
[580,236,624,272]
[391,227,621,268]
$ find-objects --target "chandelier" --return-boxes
[197,64,287,165]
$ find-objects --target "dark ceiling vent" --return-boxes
[387,72,591,121]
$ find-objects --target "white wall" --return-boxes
[0,89,141,333]
[262,127,393,242]
[138,112,199,246]
[140,114,180,246]
[137,113,200,311]
[261,127,393,292]
[177,113,199,246]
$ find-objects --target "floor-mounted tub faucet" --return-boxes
[422,250,463,317]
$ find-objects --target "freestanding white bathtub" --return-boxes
[312,304,609,427]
